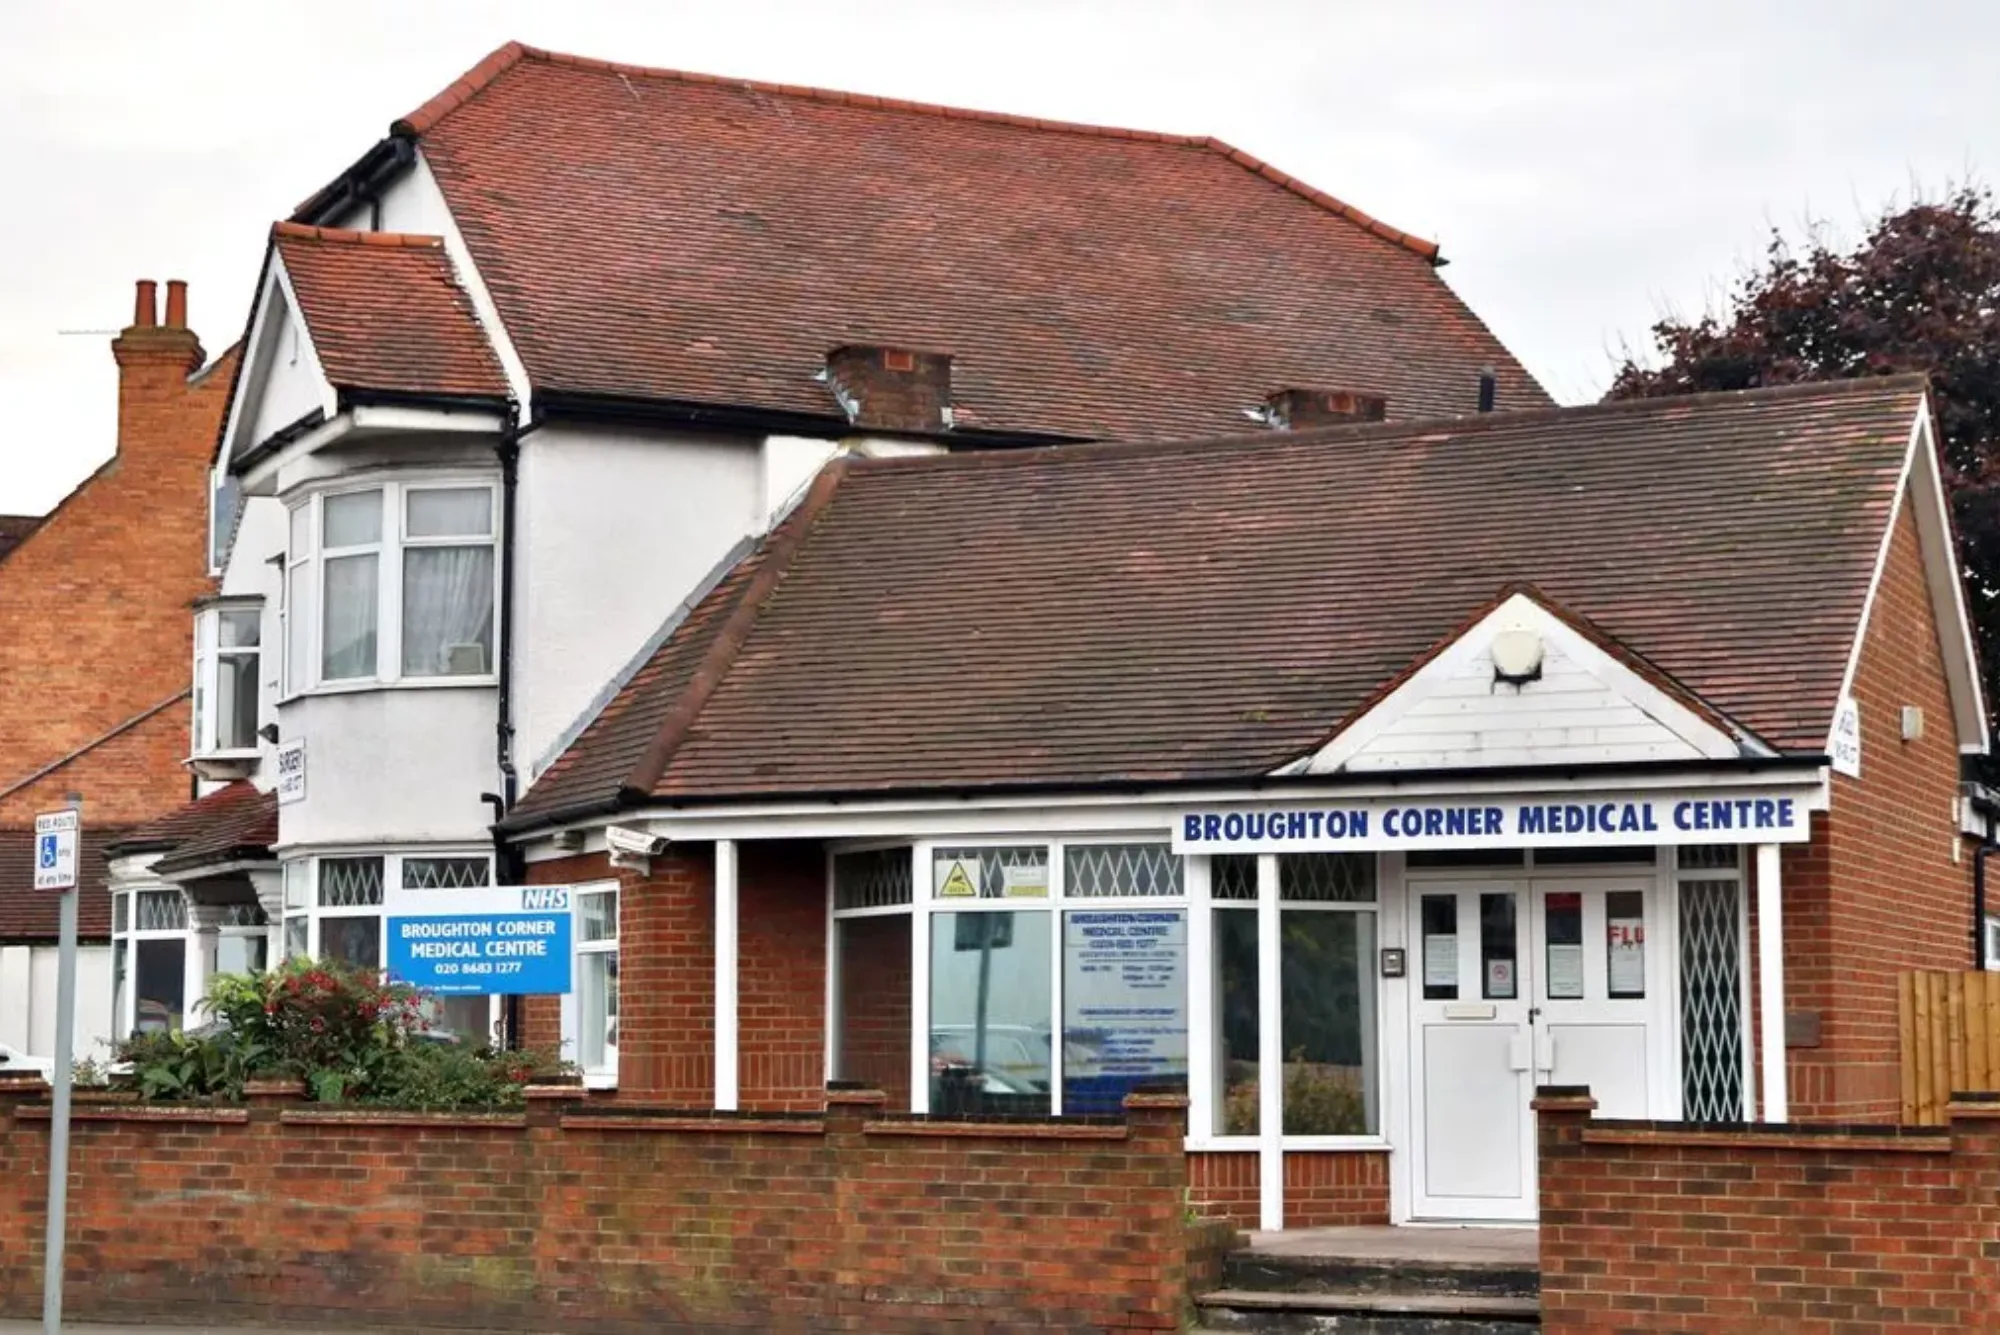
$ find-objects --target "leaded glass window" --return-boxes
[1064,843,1182,898]
[1279,852,1375,902]
[319,856,384,907]
[1212,855,1257,902]
[134,889,189,932]
[834,847,913,910]
[401,856,491,891]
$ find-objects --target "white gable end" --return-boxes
[221,261,336,469]
[1295,593,1757,775]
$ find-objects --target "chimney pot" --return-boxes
[1263,388,1388,430]
[823,345,954,433]
[164,280,188,330]
[133,279,158,329]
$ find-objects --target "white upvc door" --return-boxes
[1528,878,1659,1121]
[1408,880,1537,1221]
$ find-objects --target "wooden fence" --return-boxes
[1899,970,2000,1124]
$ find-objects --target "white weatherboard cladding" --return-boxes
[1304,593,1744,775]
[0,944,113,1063]
[275,688,496,847]
[516,425,763,776]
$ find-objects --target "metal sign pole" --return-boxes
[39,796,80,1334]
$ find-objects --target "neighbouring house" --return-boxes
[0,281,238,1063]
[497,376,1989,1228]
[112,41,1548,1058]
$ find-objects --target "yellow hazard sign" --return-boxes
[936,858,979,898]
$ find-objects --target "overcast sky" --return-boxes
[2,0,1994,514]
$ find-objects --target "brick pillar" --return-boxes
[1945,1093,2000,1314]
[0,1072,50,1305]
[1123,1089,1192,1328]
[1532,1083,1597,1311]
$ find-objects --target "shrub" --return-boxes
[1221,1052,1370,1136]
[116,957,570,1107]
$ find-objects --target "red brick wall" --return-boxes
[1536,1091,2000,1332]
[0,1080,1191,1332]
[834,913,911,1108]
[0,314,235,826]
[1187,1149,1389,1228]
[1747,502,1974,1121]
[529,845,827,1107]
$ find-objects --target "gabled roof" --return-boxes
[331,41,1548,437]
[0,826,130,942]
[107,781,278,876]
[508,377,1937,826]
[271,223,508,401]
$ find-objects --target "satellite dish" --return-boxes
[1490,629,1544,684]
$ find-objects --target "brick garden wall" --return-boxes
[0,1076,1192,1332]
[1187,1149,1390,1229]
[1535,1088,2000,1332]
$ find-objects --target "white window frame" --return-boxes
[562,881,621,1089]
[110,887,196,1040]
[280,476,501,698]
[1985,914,2000,972]
[191,599,265,758]
[279,848,496,967]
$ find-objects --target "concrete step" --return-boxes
[1223,1250,1540,1300]
[1195,1287,1539,1333]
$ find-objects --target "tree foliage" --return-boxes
[1609,185,2000,753]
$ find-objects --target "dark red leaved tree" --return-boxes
[1609,185,2000,764]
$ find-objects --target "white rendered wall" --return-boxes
[245,298,326,445]
[516,425,763,777]
[1,944,113,1065]
[274,687,496,850]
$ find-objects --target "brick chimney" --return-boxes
[110,279,207,460]
[1263,388,1388,430]
[822,345,954,432]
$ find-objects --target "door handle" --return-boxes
[1534,1025,1555,1077]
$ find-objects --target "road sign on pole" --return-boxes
[38,799,80,1334]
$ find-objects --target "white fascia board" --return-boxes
[1829,406,1920,745]
[414,149,532,413]
[238,415,356,495]
[348,403,507,434]
[513,763,1832,857]
[1294,591,1748,776]
[220,257,339,472]
[1907,411,1990,753]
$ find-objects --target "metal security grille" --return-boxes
[1212,855,1257,901]
[1678,844,1740,871]
[833,847,913,910]
[1680,877,1745,1120]
[1064,843,1182,898]
[401,857,491,891]
[1280,853,1375,903]
[134,890,187,932]
[319,857,385,908]
[932,845,1046,898]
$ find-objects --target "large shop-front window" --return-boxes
[283,482,497,693]
[1211,853,1380,1138]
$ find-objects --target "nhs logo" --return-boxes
[520,887,569,911]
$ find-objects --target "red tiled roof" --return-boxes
[0,826,131,942]
[272,223,508,400]
[108,781,278,876]
[0,515,38,565]
[509,377,1929,822]
[386,42,1547,437]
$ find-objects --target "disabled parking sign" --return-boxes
[33,809,78,891]
[384,884,573,996]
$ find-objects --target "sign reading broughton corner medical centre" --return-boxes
[1172,787,1816,856]
[384,886,573,997]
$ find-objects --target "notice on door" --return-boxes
[1608,916,1646,997]
[1424,933,1458,990]
[1546,943,1585,999]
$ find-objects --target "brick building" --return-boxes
[0,281,236,1064]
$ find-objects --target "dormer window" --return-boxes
[192,599,264,762]
[282,479,499,695]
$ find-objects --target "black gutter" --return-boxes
[533,388,1086,452]
[229,407,327,478]
[291,135,417,226]
[497,752,1833,839]
[337,387,514,415]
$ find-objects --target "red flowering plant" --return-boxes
[119,957,570,1107]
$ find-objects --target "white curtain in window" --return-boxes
[322,554,379,679]
[403,546,494,676]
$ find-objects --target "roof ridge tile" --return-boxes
[272,221,446,250]
[395,41,1433,259]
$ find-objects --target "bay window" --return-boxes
[191,601,263,757]
[282,480,498,693]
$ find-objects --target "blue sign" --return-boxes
[384,886,574,996]
[37,835,56,869]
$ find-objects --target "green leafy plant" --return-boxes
[1221,1053,1370,1136]
[116,957,572,1108]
